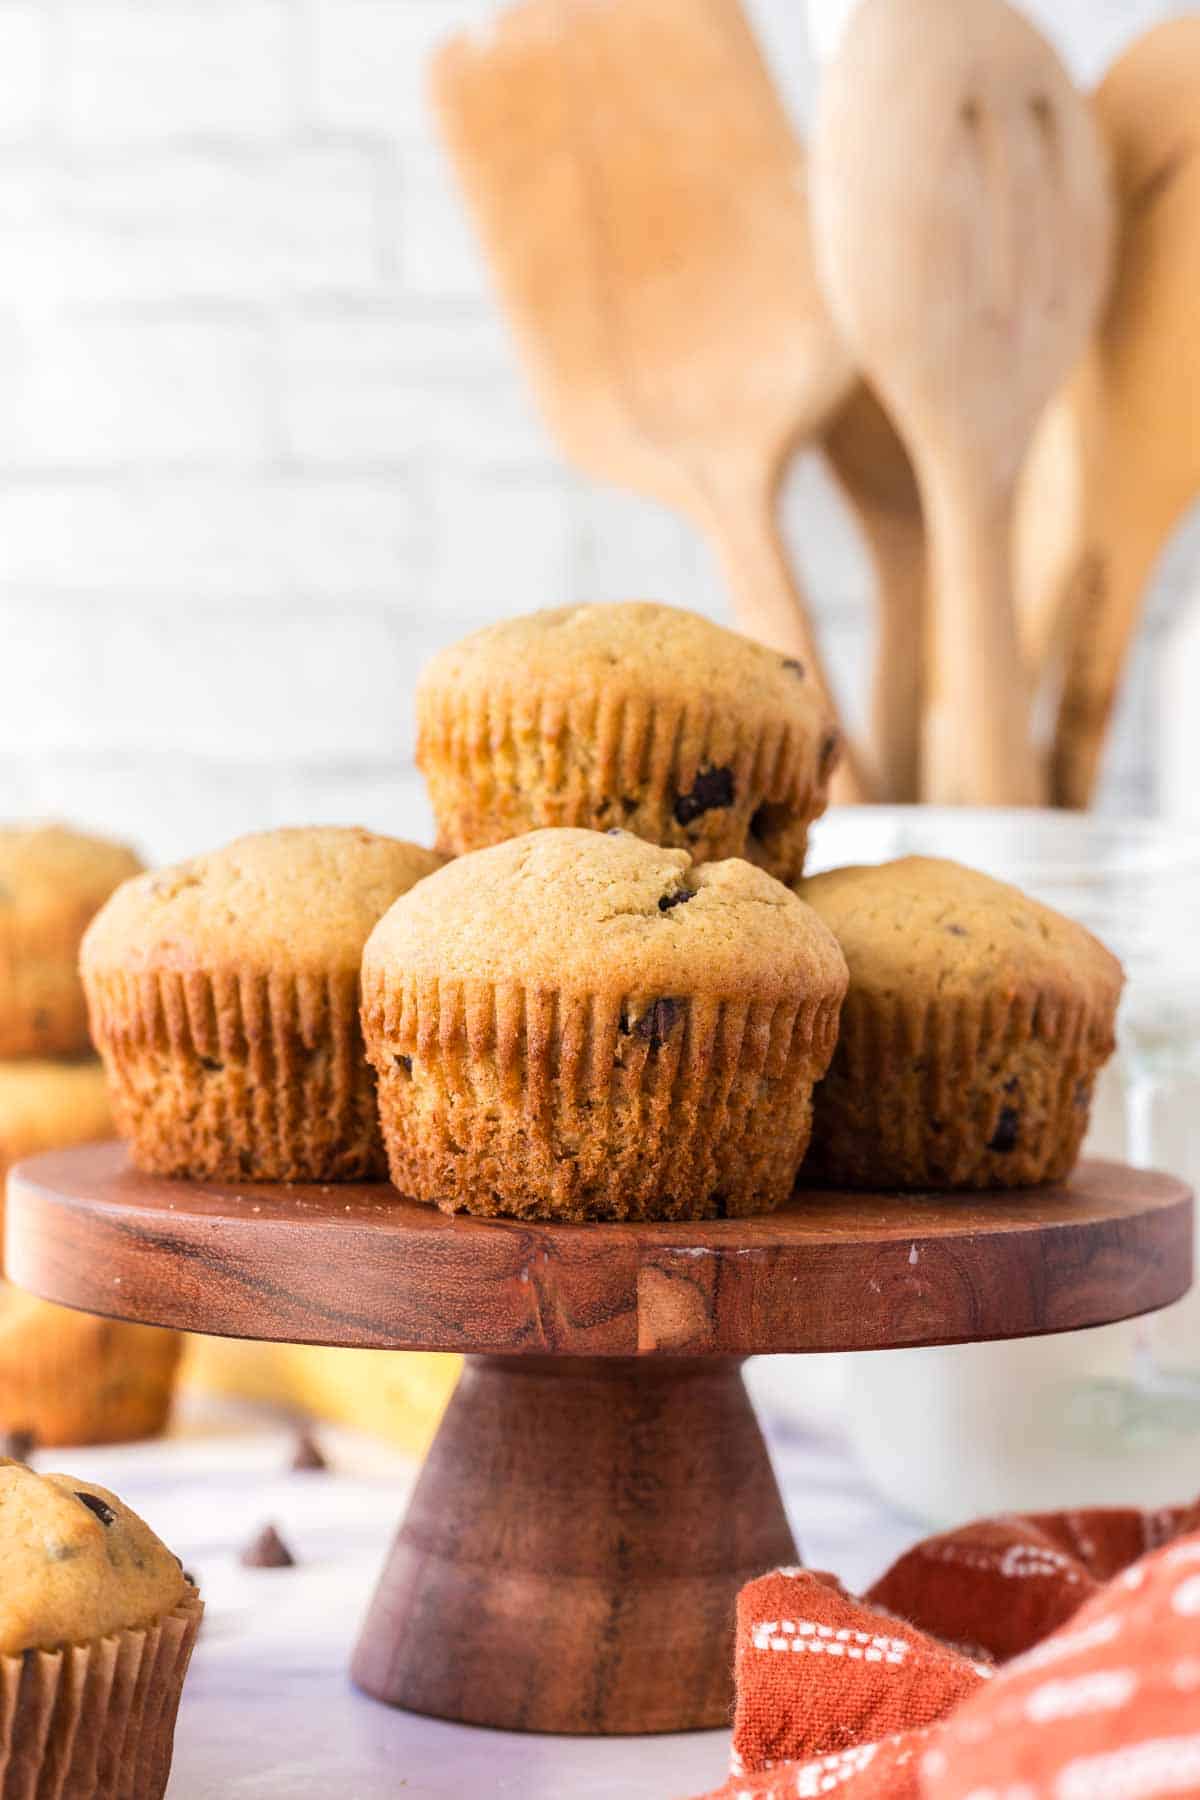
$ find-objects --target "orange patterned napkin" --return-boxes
[699,1502,1200,1800]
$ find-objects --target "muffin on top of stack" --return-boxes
[0,824,183,1446]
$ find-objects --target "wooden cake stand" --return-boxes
[6,1145,1193,1738]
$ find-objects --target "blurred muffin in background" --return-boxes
[0,1295,182,1447]
[0,1056,112,1171]
[0,1460,201,1799]
[83,826,445,1182]
[417,602,839,884]
[0,823,185,1448]
[0,824,142,1058]
[184,1338,460,1455]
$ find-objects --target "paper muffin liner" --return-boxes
[805,982,1118,1190]
[362,970,844,1221]
[85,965,385,1182]
[0,1302,182,1448]
[417,678,836,884]
[0,1590,202,1800]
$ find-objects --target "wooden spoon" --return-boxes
[822,381,926,801]
[812,0,1112,805]
[1020,17,1200,809]
[432,0,868,793]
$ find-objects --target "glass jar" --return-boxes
[786,806,1200,1524]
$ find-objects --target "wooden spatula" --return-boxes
[822,382,925,801]
[432,0,864,788]
[1020,17,1200,809]
[812,0,1111,806]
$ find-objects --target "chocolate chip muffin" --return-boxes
[416,602,839,883]
[0,1460,201,1798]
[0,1292,182,1446]
[82,827,444,1183]
[361,827,848,1221]
[0,825,142,1059]
[799,857,1124,1190]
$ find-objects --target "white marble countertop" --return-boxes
[56,1390,916,1800]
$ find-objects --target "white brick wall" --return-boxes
[0,0,1191,864]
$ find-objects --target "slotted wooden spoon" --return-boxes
[1020,17,1200,808]
[822,381,926,801]
[432,0,867,791]
[812,0,1111,805]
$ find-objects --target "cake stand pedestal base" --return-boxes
[352,1354,793,1734]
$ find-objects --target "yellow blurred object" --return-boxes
[182,1338,460,1454]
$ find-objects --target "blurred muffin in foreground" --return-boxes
[799,857,1124,1190]
[0,1460,201,1799]
[362,827,847,1221]
[82,827,444,1182]
[417,602,839,883]
[0,824,141,1059]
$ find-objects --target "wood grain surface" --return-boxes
[6,1144,1192,1357]
[352,1354,796,1733]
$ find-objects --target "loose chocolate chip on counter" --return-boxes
[290,1430,328,1473]
[988,1107,1020,1154]
[75,1491,116,1526]
[658,887,694,912]
[240,1523,295,1569]
[0,1429,35,1464]
[673,766,735,827]
[781,658,805,678]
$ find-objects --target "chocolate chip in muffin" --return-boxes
[818,732,841,781]
[240,1523,295,1568]
[673,766,735,826]
[988,1107,1020,1154]
[781,658,806,678]
[75,1491,116,1526]
[634,998,681,1048]
[658,887,694,913]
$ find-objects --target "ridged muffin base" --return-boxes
[363,977,843,1221]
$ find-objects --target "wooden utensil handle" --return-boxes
[865,514,925,802]
[922,474,1047,806]
[697,473,873,802]
[1051,525,1165,809]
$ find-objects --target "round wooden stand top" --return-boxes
[6,1144,1191,1357]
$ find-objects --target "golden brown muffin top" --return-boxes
[364,827,848,1003]
[417,600,834,737]
[799,857,1124,1008]
[0,1460,189,1654]
[82,827,445,980]
[0,825,142,939]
